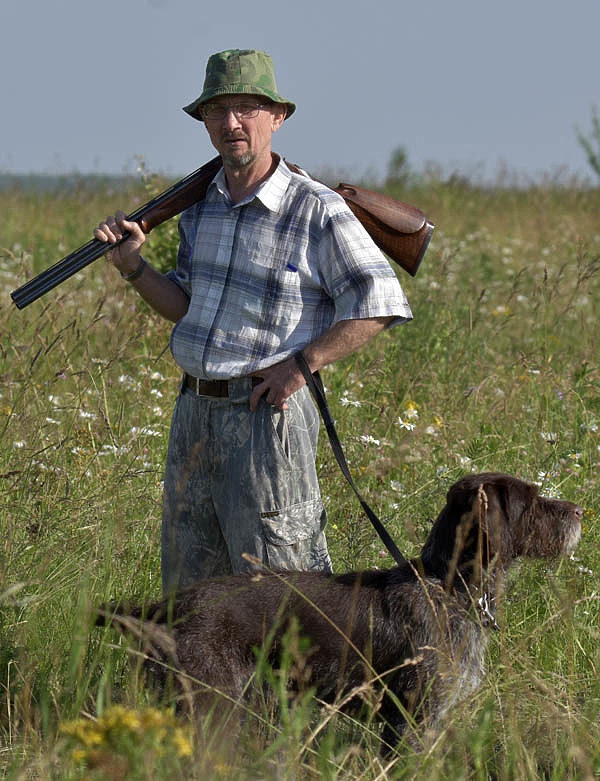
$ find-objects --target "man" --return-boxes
[94,49,412,594]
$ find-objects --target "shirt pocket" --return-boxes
[239,235,305,275]
[237,237,279,271]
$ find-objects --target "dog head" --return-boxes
[420,473,582,585]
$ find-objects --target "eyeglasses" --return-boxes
[201,102,269,121]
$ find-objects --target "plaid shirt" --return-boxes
[167,158,412,379]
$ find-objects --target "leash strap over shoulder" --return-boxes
[295,351,409,568]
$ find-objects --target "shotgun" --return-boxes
[10,156,434,310]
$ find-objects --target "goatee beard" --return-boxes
[222,151,254,168]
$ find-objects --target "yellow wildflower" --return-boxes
[141,707,171,729]
[61,705,193,767]
[118,710,142,732]
[172,728,193,757]
[61,719,104,748]
[403,400,419,420]
[102,705,142,733]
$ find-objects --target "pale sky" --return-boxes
[1,0,598,181]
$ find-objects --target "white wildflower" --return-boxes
[360,434,380,446]
[396,417,415,431]
[129,426,161,437]
[540,432,558,442]
[543,484,562,498]
[118,374,140,389]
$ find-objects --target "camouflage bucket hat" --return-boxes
[183,49,296,122]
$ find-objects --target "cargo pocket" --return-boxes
[260,498,326,570]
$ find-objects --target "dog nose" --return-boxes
[573,505,584,521]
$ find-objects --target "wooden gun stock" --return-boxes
[285,160,433,277]
[10,156,433,309]
[335,183,433,276]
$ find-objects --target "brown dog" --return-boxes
[97,473,582,750]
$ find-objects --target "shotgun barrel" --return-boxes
[10,156,433,309]
[11,234,125,310]
[10,156,223,310]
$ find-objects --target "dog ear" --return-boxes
[421,476,513,580]
[504,477,538,526]
[444,482,509,583]
[448,485,489,581]
[495,476,540,557]
[420,483,484,583]
[471,483,506,564]
[473,477,543,566]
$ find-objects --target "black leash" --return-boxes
[295,351,409,568]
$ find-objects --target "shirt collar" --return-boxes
[208,156,292,212]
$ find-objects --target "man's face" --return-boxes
[200,94,286,169]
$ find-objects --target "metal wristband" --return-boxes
[120,256,147,282]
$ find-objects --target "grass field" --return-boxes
[1,168,599,778]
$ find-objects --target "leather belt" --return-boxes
[183,373,262,398]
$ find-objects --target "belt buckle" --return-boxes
[184,373,201,395]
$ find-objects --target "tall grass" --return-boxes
[0,171,599,778]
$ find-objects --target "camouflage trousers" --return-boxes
[161,377,332,594]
